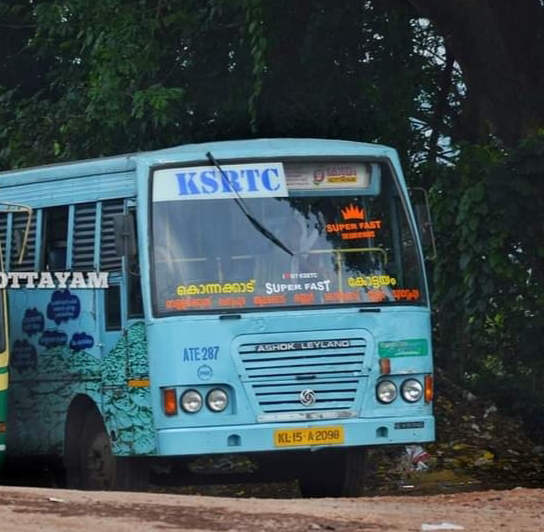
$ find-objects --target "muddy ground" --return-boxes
[0,485,543,532]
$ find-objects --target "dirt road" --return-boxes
[0,485,542,532]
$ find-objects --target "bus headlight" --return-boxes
[181,390,203,413]
[206,388,229,412]
[376,380,397,404]
[401,379,423,402]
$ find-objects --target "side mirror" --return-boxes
[409,188,436,261]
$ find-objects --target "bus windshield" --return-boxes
[151,160,425,314]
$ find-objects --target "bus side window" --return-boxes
[101,200,124,272]
[73,203,97,271]
[43,206,69,271]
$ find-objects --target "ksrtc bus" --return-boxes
[0,139,434,496]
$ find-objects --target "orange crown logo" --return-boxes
[341,204,364,221]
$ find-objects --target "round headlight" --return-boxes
[376,380,397,404]
[401,379,423,402]
[181,390,203,413]
[206,388,229,412]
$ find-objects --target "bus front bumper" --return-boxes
[156,415,435,456]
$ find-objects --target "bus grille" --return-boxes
[237,337,366,414]
[251,379,359,414]
[238,337,366,381]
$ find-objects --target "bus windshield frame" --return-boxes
[150,157,427,316]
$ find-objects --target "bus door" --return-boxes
[99,203,147,456]
[98,268,144,363]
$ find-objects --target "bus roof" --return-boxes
[0,138,397,186]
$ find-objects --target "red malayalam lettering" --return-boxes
[253,294,287,306]
[218,296,247,307]
[393,289,421,301]
[367,289,387,302]
[324,291,361,302]
[165,297,213,310]
[294,293,315,304]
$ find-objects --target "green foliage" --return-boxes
[252,1,433,167]
[0,0,256,166]
[431,133,544,437]
[0,0,441,170]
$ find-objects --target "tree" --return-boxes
[405,0,544,147]
[0,0,440,171]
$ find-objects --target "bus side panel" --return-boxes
[7,288,102,455]
[7,287,156,458]
[101,321,156,456]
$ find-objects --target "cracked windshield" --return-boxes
[151,161,424,314]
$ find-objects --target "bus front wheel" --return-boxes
[297,447,367,498]
[67,408,147,491]
[69,408,116,490]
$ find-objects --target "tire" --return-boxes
[77,409,117,490]
[298,447,367,498]
[67,408,148,491]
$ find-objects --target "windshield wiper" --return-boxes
[205,151,293,256]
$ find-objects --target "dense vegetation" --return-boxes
[1,0,544,440]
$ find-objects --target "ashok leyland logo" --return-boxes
[0,271,109,289]
[299,389,317,407]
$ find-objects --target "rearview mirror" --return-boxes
[409,188,436,260]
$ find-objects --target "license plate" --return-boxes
[274,426,344,447]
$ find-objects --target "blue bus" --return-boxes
[0,139,433,496]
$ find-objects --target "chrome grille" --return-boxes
[238,337,366,381]
[237,336,366,416]
[252,379,359,414]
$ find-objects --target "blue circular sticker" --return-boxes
[197,364,213,381]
